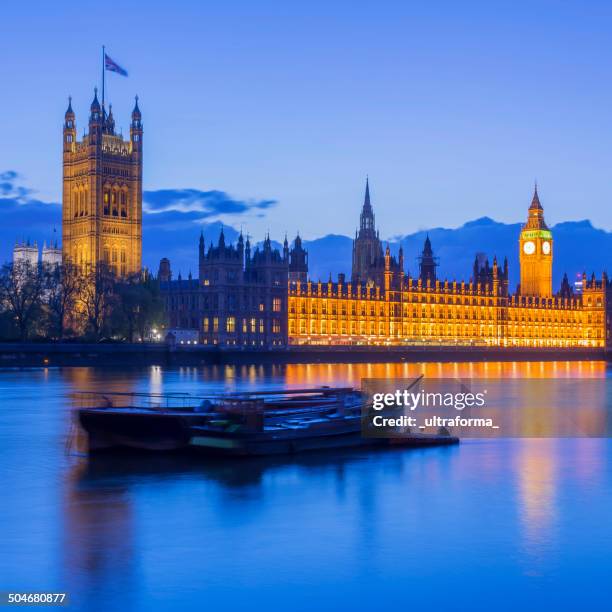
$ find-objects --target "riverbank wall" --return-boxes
[0,342,607,367]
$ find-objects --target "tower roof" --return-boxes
[90,88,101,111]
[524,182,549,230]
[65,96,74,117]
[132,95,141,119]
[529,182,543,210]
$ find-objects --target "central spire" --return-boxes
[359,177,375,234]
[363,176,372,213]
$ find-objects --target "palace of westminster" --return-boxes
[20,90,608,349]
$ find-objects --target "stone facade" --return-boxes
[62,91,142,276]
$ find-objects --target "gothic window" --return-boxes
[112,190,118,216]
[103,190,110,215]
[121,191,127,217]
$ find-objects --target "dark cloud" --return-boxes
[0,172,61,251]
[0,170,18,181]
[143,188,276,217]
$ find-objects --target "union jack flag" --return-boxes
[104,53,128,77]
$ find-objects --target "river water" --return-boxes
[1,361,611,611]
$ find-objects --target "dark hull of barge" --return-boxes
[78,409,459,456]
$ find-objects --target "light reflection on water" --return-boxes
[0,361,611,611]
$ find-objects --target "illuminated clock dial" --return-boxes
[523,241,536,255]
[542,241,551,255]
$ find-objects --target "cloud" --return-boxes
[143,188,276,218]
[0,170,36,200]
[0,172,61,250]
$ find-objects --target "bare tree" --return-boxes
[0,261,47,341]
[45,262,85,340]
[78,264,117,341]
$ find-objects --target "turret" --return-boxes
[289,233,308,283]
[245,235,251,265]
[218,227,226,250]
[419,234,438,285]
[130,95,143,151]
[105,104,115,134]
[88,88,103,144]
[237,231,245,265]
[559,272,573,299]
[198,230,205,257]
[63,96,76,153]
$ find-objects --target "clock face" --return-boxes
[542,241,551,255]
[523,240,536,255]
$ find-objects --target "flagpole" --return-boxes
[101,45,105,112]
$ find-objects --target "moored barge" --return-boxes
[75,387,459,456]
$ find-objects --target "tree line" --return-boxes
[0,261,166,342]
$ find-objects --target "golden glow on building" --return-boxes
[288,275,607,348]
[287,182,609,349]
[62,92,143,276]
[519,185,553,297]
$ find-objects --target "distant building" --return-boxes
[160,230,304,347]
[13,240,39,267]
[13,237,62,268]
[42,240,62,268]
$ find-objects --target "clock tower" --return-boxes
[519,184,553,297]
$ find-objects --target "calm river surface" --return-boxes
[1,361,611,611]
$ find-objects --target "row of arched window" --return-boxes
[72,185,130,218]
[103,184,129,218]
[73,187,89,217]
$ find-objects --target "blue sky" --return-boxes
[2,0,612,246]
